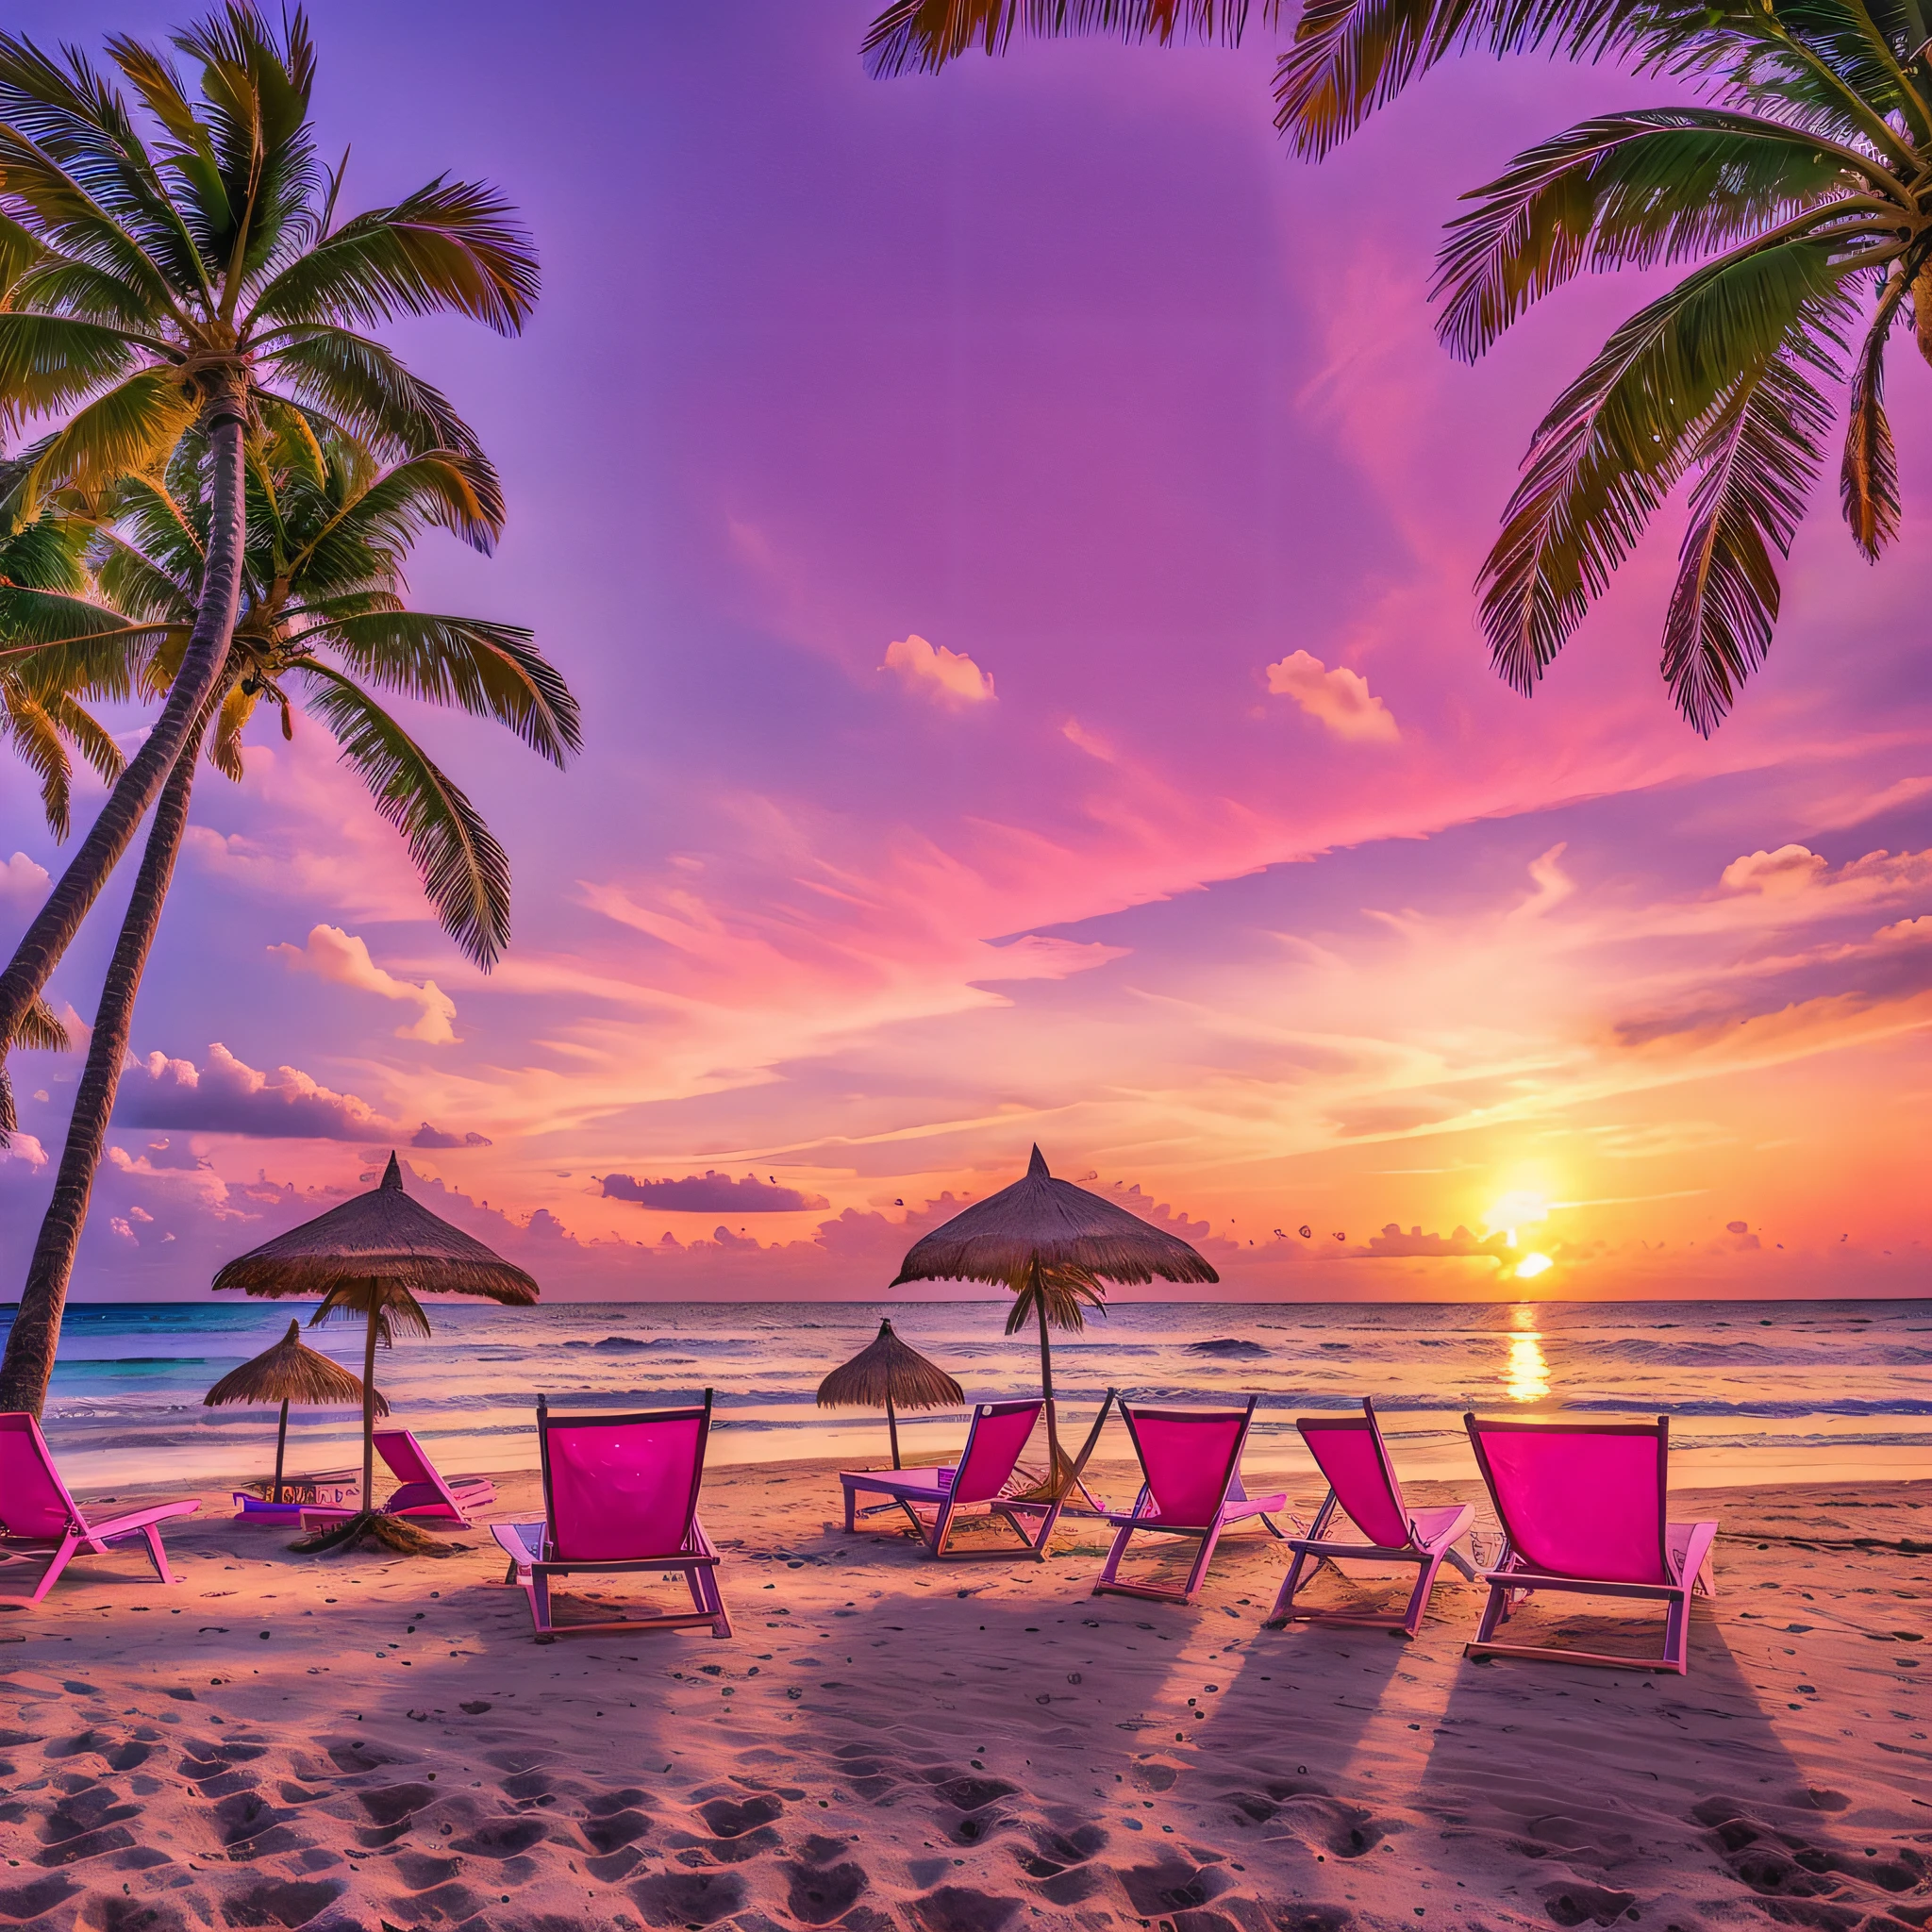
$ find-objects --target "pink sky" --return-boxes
[1,3,1927,1303]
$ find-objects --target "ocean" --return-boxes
[10,1295,1928,1496]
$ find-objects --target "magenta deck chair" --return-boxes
[841,1397,1091,1559]
[0,1411,198,1605]
[1267,1396,1476,1639]
[1092,1395,1291,1606]
[492,1391,729,1641]
[295,1428,494,1531]
[1463,1413,1718,1674]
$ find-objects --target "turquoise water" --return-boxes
[7,1296,1927,1493]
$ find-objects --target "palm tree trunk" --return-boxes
[0,384,247,1138]
[1916,262,1932,371]
[360,1301,379,1515]
[0,698,214,1416]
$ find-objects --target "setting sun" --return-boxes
[1515,1252,1554,1280]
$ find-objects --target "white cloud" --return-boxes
[1720,844,1829,896]
[883,634,995,708]
[268,924,459,1044]
[1,851,51,903]
[0,1131,47,1169]
[1265,650,1399,743]
[117,1041,394,1141]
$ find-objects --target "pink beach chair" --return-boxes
[1462,1413,1718,1674]
[840,1397,1065,1557]
[294,1429,494,1531]
[0,1411,198,1605]
[492,1391,730,1641]
[1266,1396,1475,1639]
[1092,1395,1291,1606]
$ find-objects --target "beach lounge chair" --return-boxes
[230,1472,359,1524]
[840,1396,1088,1558]
[1091,1395,1291,1605]
[0,1411,198,1605]
[1462,1413,1718,1674]
[294,1429,494,1531]
[1266,1395,1476,1639]
[492,1391,731,1641]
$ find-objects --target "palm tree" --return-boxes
[863,0,1932,733]
[0,425,579,1416]
[0,3,536,1130]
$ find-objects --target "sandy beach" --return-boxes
[1,1457,1926,1931]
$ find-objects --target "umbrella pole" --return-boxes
[1033,1264,1062,1483]
[360,1298,378,1516]
[886,1393,901,1470]
[273,1397,290,1504]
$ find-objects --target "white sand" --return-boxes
[1,1459,1926,1930]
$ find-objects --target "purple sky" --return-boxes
[2,2,1928,1302]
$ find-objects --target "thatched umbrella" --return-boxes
[817,1318,963,1468]
[204,1319,388,1505]
[891,1145,1217,1479]
[212,1153,538,1548]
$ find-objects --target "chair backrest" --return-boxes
[1464,1414,1672,1586]
[374,1429,464,1516]
[951,1400,1044,1504]
[0,1411,82,1541]
[538,1391,713,1562]
[1121,1396,1257,1529]
[1297,1396,1409,1548]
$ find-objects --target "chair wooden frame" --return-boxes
[1462,1412,1717,1674]
[1091,1394,1291,1606]
[1267,1395,1476,1640]
[492,1391,731,1641]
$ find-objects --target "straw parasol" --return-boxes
[817,1318,963,1468]
[204,1319,388,1505]
[212,1153,538,1550]
[891,1145,1217,1479]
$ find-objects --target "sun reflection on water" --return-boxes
[1505,1303,1550,1402]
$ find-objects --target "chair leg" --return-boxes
[1265,1546,1312,1628]
[1399,1555,1440,1639]
[1179,1526,1222,1604]
[1661,1589,1689,1674]
[1472,1578,1509,1647]
[141,1524,176,1586]
[928,1500,956,1558]
[842,1484,858,1534]
[689,1564,733,1640]
[29,1533,81,1605]
[1092,1523,1134,1593]
[529,1568,554,1640]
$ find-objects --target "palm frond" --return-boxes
[249,176,538,337]
[1662,345,1835,732]
[283,450,503,575]
[1434,108,1892,360]
[9,994,70,1052]
[165,5,320,298]
[1478,235,1848,697]
[0,37,194,306]
[6,368,196,525]
[0,312,142,430]
[2,678,74,837]
[1840,267,1907,559]
[862,0,1256,74]
[303,609,580,768]
[258,328,499,506]
[293,659,511,968]
[43,689,125,785]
